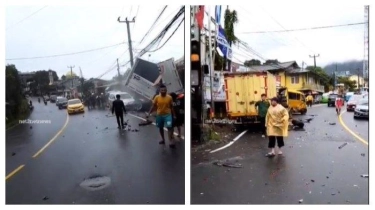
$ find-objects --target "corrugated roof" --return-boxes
[247,61,299,72]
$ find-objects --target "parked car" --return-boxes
[108,91,142,111]
[56,97,65,106]
[50,95,57,103]
[57,97,68,109]
[354,98,368,119]
[321,93,329,103]
[346,95,363,112]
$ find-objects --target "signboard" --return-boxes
[216,26,233,61]
[204,71,226,102]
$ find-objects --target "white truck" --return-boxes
[124,57,184,101]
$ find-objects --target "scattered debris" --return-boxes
[11,152,16,156]
[329,122,336,125]
[354,185,358,187]
[105,127,108,130]
[361,153,365,157]
[311,180,315,183]
[139,120,153,126]
[43,196,49,200]
[360,174,368,178]
[30,126,32,129]
[80,176,111,191]
[96,127,98,129]
[338,143,348,149]
[222,163,243,168]
[326,176,329,179]
[331,193,336,195]
[298,199,303,204]
[200,193,204,195]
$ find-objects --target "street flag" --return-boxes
[215,6,222,25]
[196,6,205,29]
[216,26,232,61]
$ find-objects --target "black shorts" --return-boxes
[172,114,184,127]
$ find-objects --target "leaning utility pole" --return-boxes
[309,54,320,69]
[68,65,75,88]
[118,17,135,67]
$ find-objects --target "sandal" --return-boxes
[265,153,275,157]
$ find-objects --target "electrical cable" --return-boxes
[133,6,140,30]
[6,6,48,31]
[6,42,126,60]
[139,6,168,44]
[148,17,184,52]
[240,22,367,34]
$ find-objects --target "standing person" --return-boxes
[265,97,289,157]
[335,95,344,115]
[170,92,184,138]
[306,93,313,107]
[112,94,127,129]
[148,84,176,148]
[255,94,270,138]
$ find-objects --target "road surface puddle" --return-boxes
[80,176,111,191]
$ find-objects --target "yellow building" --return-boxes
[348,75,364,89]
[248,61,325,94]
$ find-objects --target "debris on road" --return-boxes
[298,199,303,204]
[360,174,368,178]
[139,120,153,126]
[329,122,336,125]
[222,163,243,168]
[30,126,32,129]
[311,179,315,183]
[42,196,49,200]
[80,175,111,191]
[338,143,348,149]
[11,152,16,156]
[361,153,365,157]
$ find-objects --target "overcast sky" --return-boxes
[203,5,366,68]
[5,5,184,80]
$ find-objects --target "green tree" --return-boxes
[61,75,66,80]
[224,7,238,71]
[32,70,59,94]
[306,66,334,92]
[337,77,357,91]
[244,59,261,67]
[6,64,29,123]
[264,59,279,65]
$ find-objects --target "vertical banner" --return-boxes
[216,26,232,61]
[215,5,222,25]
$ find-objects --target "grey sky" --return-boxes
[5,5,184,80]
[204,5,366,68]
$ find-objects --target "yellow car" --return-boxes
[67,99,85,114]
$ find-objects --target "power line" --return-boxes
[129,6,133,16]
[6,42,126,60]
[259,6,314,53]
[139,6,168,44]
[240,22,367,34]
[133,6,140,30]
[148,17,184,52]
[6,6,48,31]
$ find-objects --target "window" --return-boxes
[291,76,299,84]
[288,92,299,100]
[308,77,314,84]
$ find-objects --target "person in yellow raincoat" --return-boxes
[265,97,289,157]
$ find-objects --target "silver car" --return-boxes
[108,92,142,111]
[354,98,368,119]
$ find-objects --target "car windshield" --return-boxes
[358,99,368,106]
[60,98,68,102]
[349,95,362,102]
[68,99,81,105]
[329,94,337,98]
[119,93,132,99]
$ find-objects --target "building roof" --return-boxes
[247,61,299,72]
[287,68,310,74]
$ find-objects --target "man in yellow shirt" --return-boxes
[306,93,313,107]
[148,84,176,148]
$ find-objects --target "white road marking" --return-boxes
[209,103,324,154]
[210,130,248,153]
[128,113,184,140]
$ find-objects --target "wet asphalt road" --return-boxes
[6,98,185,204]
[191,104,368,204]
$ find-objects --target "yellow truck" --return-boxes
[223,71,277,125]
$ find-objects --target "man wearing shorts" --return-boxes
[148,84,176,148]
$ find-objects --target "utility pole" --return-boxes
[118,17,135,67]
[68,65,75,88]
[357,68,360,89]
[309,54,320,69]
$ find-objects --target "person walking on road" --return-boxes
[335,95,344,115]
[306,93,313,107]
[170,92,184,139]
[148,84,176,148]
[265,97,289,157]
[255,94,270,138]
[112,94,127,129]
